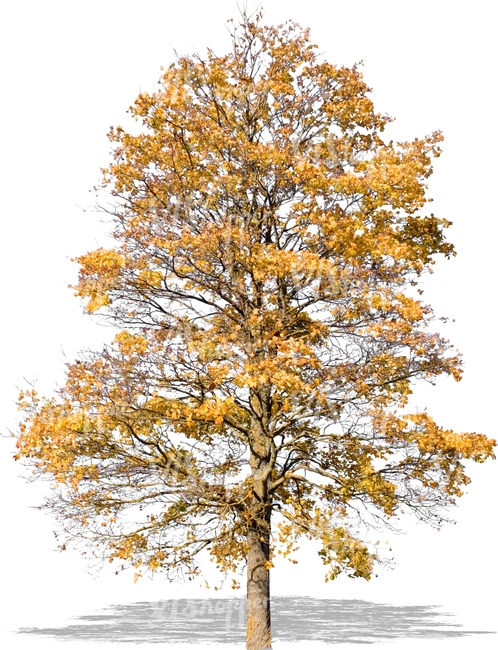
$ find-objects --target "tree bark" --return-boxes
[246,503,272,650]
[246,403,273,650]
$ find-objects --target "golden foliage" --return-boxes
[14,10,495,595]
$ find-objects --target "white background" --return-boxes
[0,1,496,648]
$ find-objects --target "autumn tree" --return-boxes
[14,10,495,650]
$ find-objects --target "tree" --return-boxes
[14,10,495,650]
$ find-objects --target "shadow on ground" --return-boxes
[16,596,496,644]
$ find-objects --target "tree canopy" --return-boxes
[14,10,496,650]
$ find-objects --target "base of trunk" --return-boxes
[246,525,271,650]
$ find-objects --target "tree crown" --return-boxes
[15,11,495,588]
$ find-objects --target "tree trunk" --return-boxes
[245,384,273,649]
[246,507,272,650]
[246,407,273,650]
